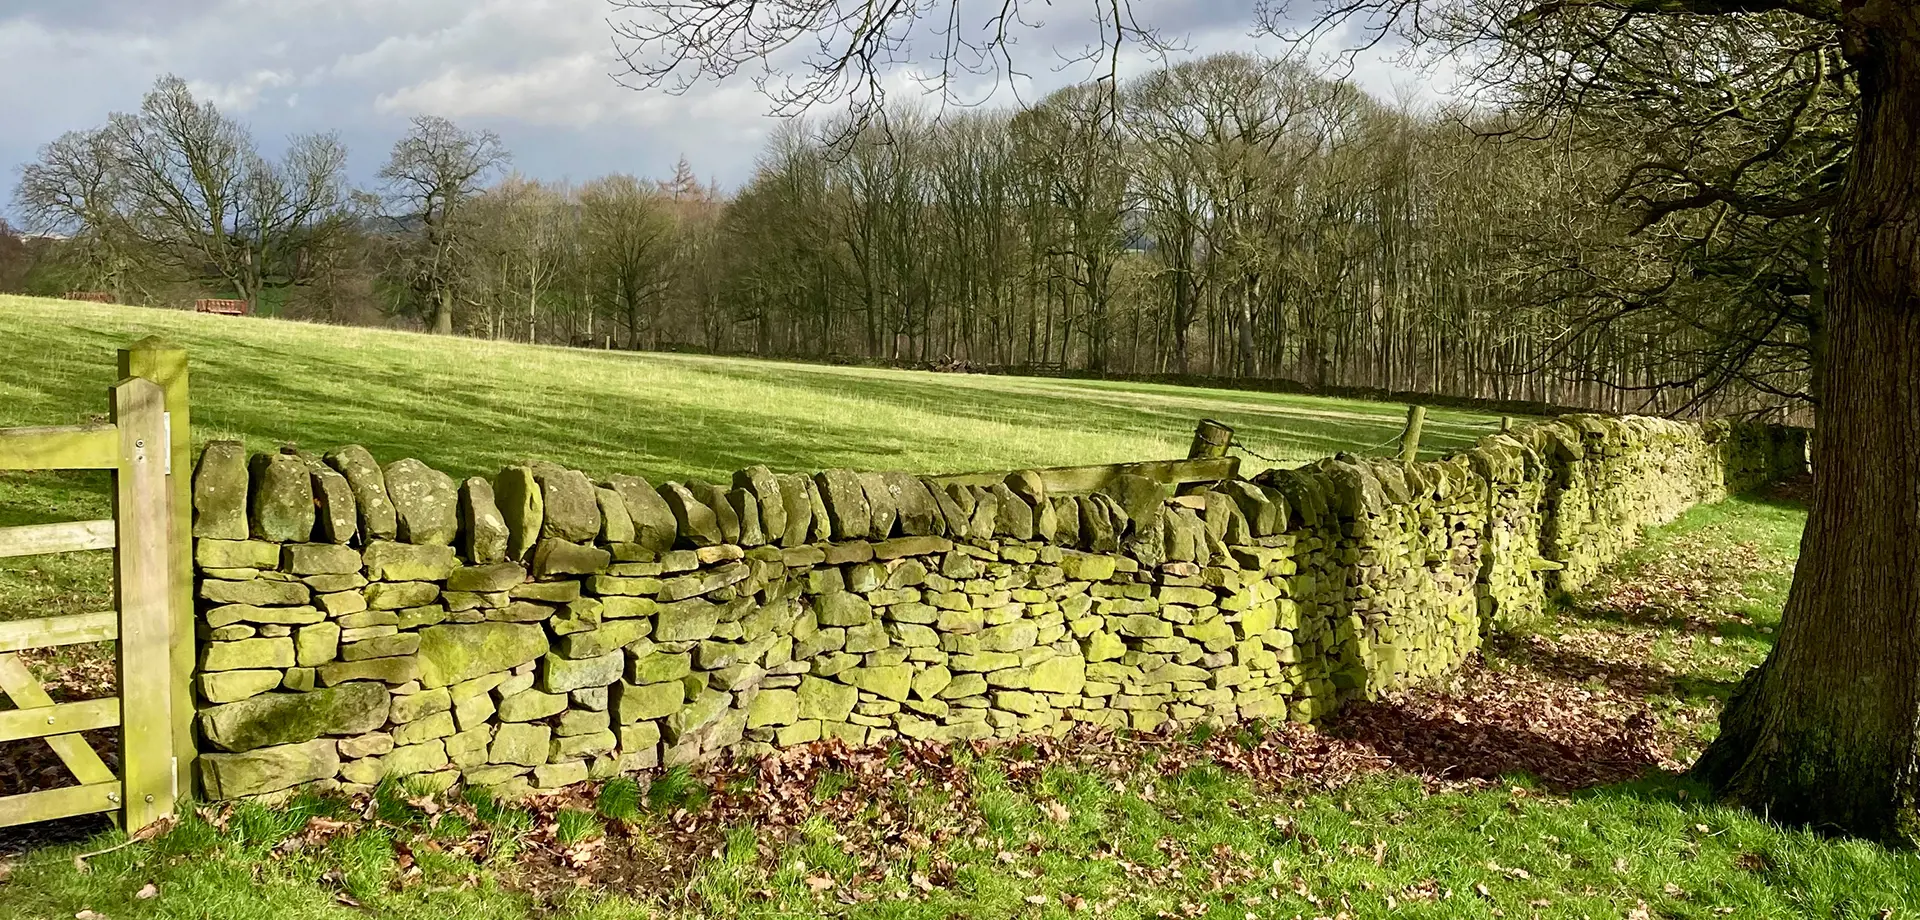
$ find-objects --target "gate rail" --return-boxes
[0,340,192,831]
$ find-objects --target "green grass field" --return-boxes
[0,294,1504,487]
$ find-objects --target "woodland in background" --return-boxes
[8,36,1833,419]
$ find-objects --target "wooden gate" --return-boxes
[0,341,192,832]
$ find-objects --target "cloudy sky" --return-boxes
[0,0,1439,220]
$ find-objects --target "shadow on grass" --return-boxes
[1558,600,1778,645]
[1324,694,1666,792]
[1484,631,1743,703]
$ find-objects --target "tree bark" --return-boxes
[1697,0,1920,845]
[433,286,455,335]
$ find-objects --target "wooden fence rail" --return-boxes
[0,342,191,833]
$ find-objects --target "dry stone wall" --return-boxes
[184,415,1807,800]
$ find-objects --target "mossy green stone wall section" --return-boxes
[184,415,1808,800]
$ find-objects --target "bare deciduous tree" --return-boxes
[379,116,511,334]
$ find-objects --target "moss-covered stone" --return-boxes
[296,622,341,667]
[1028,657,1085,694]
[384,458,458,545]
[607,474,678,553]
[656,599,719,642]
[494,466,544,562]
[665,688,733,743]
[204,603,323,628]
[390,687,451,723]
[531,538,612,576]
[197,669,284,704]
[365,581,438,610]
[196,539,281,570]
[318,656,419,686]
[797,676,859,721]
[199,738,338,799]
[382,741,450,777]
[487,722,549,767]
[732,466,787,541]
[687,480,741,544]
[978,622,1038,652]
[813,470,870,540]
[537,650,624,694]
[363,541,457,581]
[815,592,873,627]
[556,620,650,659]
[460,477,510,564]
[989,483,1033,540]
[627,650,692,684]
[535,466,602,543]
[392,711,455,746]
[199,579,310,608]
[496,688,568,722]
[192,441,250,539]
[551,729,617,761]
[325,446,398,542]
[200,637,295,672]
[611,681,683,723]
[415,622,550,689]
[747,688,799,727]
[658,481,723,547]
[247,453,315,543]
[283,543,359,576]
[310,466,359,545]
[199,682,389,752]
[857,472,898,538]
[847,664,912,702]
[776,474,815,546]
[446,562,527,594]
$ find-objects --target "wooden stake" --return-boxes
[1399,405,1427,464]
[1188,419,1235,460]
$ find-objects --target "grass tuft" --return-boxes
[646,765,708,813]
[596,777,643,824]
[554,808,604,846]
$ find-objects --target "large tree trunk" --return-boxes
[1696,0,1920,845]
[433,285,455,335]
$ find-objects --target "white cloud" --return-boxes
[2,0,1435,220]
[187,69,294,111]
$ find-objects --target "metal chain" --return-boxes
[1228,439,1288,464]
[1231,417,1513,467]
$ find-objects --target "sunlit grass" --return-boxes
[0,294,1503,488]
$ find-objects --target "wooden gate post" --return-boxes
[1399,405,1427,464]
[112,377,176,828]
[1188,419,1235,460]
[118,338,193,798]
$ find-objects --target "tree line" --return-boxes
[7,53,1818,417]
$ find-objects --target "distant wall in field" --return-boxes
[182,416,1808,800]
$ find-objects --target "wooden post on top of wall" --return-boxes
[117,337,193,799]
[1188,419,1234,460]
[1399,405,1427,464]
